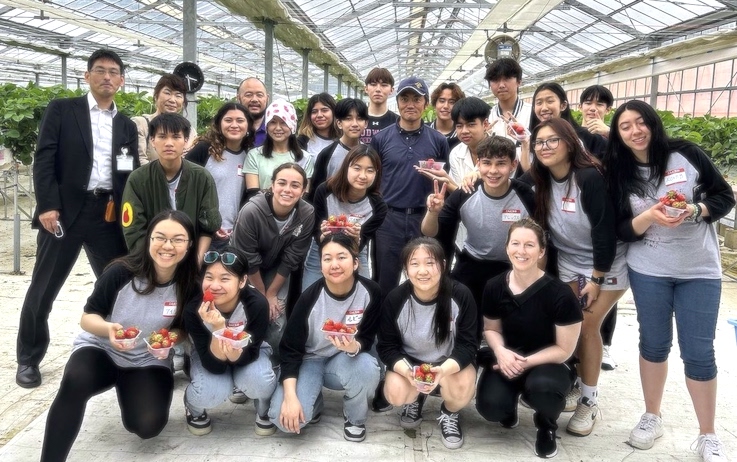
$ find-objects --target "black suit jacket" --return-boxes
[32,95,139,229]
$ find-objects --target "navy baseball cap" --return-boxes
[396,76,429,97]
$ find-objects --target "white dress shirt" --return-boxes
[87,92,117,190]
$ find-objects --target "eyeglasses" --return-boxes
[533,137,561,151]
[150,236,189,246]
[90,67,121,77]
[203,251,238,266]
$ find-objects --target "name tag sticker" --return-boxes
[237,164,244,177]
[502,209,522,222]
[117,155,134,172]
[345,309,364,325]
[561,198,576,213]
[226,321,245,332]
[665,168,687,186]
[162,301,177,317]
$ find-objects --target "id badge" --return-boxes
[664,168,687,186]
[345,308,364,325]
[237,164,244,177]
[561,198,576,213]
[162,301,177,317]
[116,147,134,172]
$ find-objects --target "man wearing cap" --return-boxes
[370,76,449,295]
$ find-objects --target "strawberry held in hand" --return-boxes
[659,190,687,209]
[510,123,525,135]
[124,326,139,339]
[416,363,436,383]
[203,288,215,303]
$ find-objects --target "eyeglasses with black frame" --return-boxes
[150,236,189,246]
[203,251,238,266]
[533,137,561,151]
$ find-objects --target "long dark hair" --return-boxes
[530,118,602,230]
[605,100,692,213]
[201,102,254,161]
[113,210,199,332]
[401,237,453,347]
[298,93,339,140]
[326,144,382,202]
[263,129,304,162]
[529,82,577,132]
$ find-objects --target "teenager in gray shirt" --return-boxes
[527,118,627,438]
[40,211,200,462]
[378,237,477,450]
[606,101,734,460]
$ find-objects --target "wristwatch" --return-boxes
[590,276,605,285]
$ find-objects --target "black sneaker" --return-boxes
[371,379,393,412]
[399,394,426,429]
[534,428,558,458]
[229,386,249,404]
[185,407,212,436]
[437,403,463,449]
[254,413,276,436]
[309,412,322,424]
[343,416,366,442]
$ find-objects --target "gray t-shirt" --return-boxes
[206,149,247,230]
[74,272,178,369]
[326,143,351,179]
[396,295,460,364]
[460,186,530,261]
[627,152,722,279]
[167,170,182,210]
[303,282,373,359]
[325,193,374,227]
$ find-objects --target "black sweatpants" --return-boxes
[476,363,572,432]
[41,347,173,462]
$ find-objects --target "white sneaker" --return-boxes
[566,398,600,436]
[628,413,664,449]
[564,386,580,412]
[693,433,728,462]
[601,346,617,371]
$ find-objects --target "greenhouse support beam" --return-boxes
[302,49,309,99]
[264,19,275,97]
[183,0,198,132]
[323,64,329,92]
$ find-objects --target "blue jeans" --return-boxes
[628,268,721,381]
[185,345,277,416]
[302,239,371,292]
[268,352,379,430]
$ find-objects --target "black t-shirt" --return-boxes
[360,111,399,144]
[482,273,581,356]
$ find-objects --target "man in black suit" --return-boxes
[16,49,139,388]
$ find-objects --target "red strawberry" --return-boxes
[511,123,525,135]
[124,327,139,339]
[415,370,425,381]
[328,215,337,225]
[420,363,432,373]
[203,289,215,303]
[236,331,248,340]
[161,338,171,348]
[425,373,435,383]
[338,214,347,223]
[115,329,126,340]
[158,328,169,337]
[334,322,344,331]
[168,332,179,343]
[151,341,162,349]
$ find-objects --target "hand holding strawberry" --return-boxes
[110,324,140,350]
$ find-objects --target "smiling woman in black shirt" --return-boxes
[476,218,582,459]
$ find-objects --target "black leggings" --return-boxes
[476,363,572,432]
[41,347,174,462]
[601,304,617,346]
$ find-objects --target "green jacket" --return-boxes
[121,159,221,252]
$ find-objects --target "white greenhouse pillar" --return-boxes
[183,0,198,132]
[264,19,275,98]
[337,74,342,96]
[302,49,309,99]
[61,55,67,89]
[323,64,329,92]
